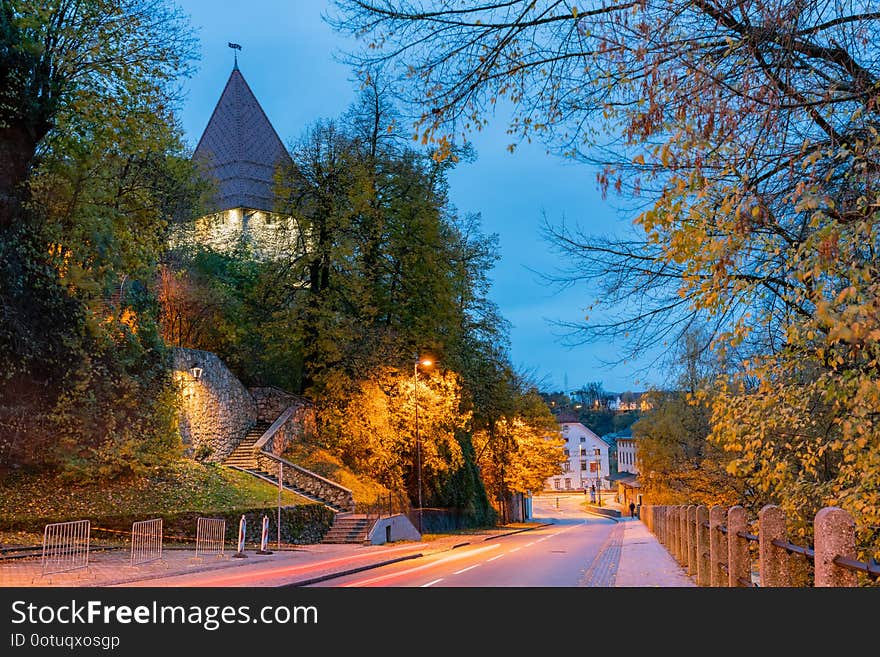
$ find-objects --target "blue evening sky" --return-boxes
[173,0,665,394]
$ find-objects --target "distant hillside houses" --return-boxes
[607,391,652,412]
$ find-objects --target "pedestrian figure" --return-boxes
[629,501,636,518]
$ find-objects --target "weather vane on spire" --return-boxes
[228,42,242,69]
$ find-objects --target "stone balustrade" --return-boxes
[639,503,877,587]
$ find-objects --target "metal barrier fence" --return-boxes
[641,503,880,587]
[195,517,225,558]
[130,519,163,566]
[41,520,90,576]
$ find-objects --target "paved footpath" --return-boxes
[614,516,696,587]
[0,518,694,587]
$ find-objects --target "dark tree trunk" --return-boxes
[0,123,39,228]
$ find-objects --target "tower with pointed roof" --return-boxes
[182,60,296,257]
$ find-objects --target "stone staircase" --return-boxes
[321,514,374,544]
[223,422,270,469]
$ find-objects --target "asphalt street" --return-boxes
[310,494,618,587]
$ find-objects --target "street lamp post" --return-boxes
[413,357,433,533]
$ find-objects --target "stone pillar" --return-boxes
[727,505,751,587]
[696,505,710,586]
[759,505,790,587]
[814,507,858,587]
[671,507,679,562]
[669,505,681,561]
[687,505,697,576]
[709,505,727,587]
[679,506,688,566]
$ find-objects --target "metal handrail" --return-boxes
[833,556,880,580]
[771,538,815,559]
[737,530,759,543]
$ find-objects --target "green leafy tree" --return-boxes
[0,0,197,475]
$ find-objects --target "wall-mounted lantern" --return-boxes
[189,363,203,381]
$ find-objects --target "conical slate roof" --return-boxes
[193,66,292,214]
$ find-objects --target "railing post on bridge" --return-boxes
[709,506,727,587]
[696,505,710,586]
[664,506,670,547]
[657,506,665,546]
[727,505,750,587]
[671,506,680,561]
[814,507,857,587]
[672,504,684,564]
[759,504,789,587]
[678,506,688,567]
[687,505,697,577]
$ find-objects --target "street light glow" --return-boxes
[419,358,433,367]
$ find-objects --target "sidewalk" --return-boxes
[614,516,696,587]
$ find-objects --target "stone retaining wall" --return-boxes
[172,347,256,462]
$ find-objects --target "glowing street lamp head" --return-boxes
[419,359,433,367]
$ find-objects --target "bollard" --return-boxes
[256,515,273,555]
[234,515,248,558]
[759,505,789,587]
[687,505,697,577]
[709,506,727,587]
[814,507,857,587]
[696,505,710,586]
[727,506,751,587]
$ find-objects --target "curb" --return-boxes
[582,510,620,523]
[279,553,424,587]
[482,522,553,541]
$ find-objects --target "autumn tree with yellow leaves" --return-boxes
[333,1,880,557]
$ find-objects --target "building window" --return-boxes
[580,436,585,442]
[565,479,571,489]
[590,462,598,473]
[563,462,570,472]
[581,461,587,471]
[563,448,570,457]
[554,479,561,490]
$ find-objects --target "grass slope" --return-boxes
[0,459,306,523]
[282,443,390,505]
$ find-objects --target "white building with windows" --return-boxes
[609,429,639,475]
[544,422,613,493]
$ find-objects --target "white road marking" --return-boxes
[421,578,443,587]
[509,547,521,553]
[342,543,500,587]
[487,554,504,562]
[453,564,480,575]
[525,542,535,547]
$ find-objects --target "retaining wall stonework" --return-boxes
[250,387,313,427]
[172,347,256,462]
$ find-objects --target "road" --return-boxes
[112,493,620,588]
[310,493,619,587]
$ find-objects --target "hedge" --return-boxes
[2,504,336,545]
